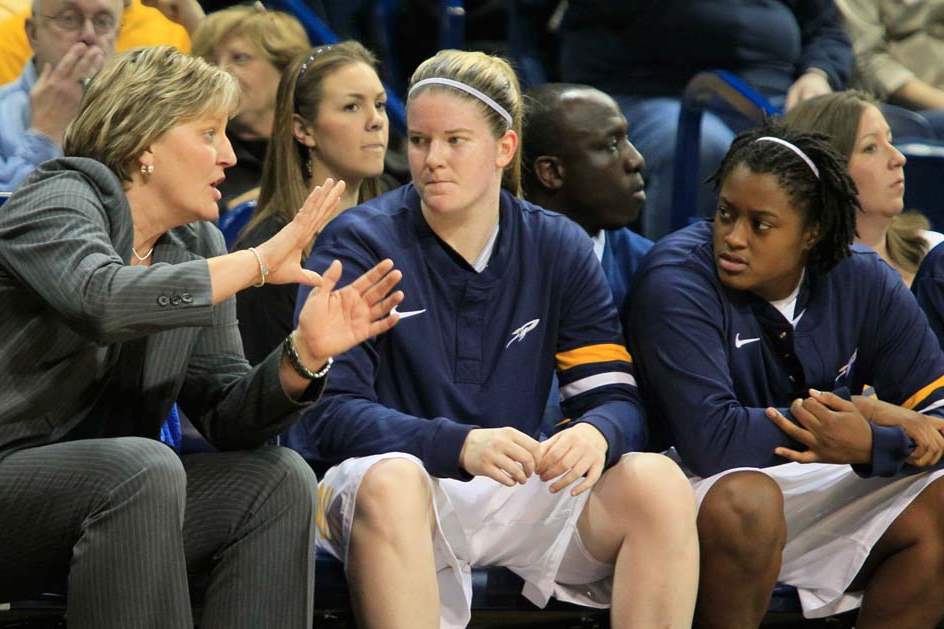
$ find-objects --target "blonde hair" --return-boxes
[243,41,384,249]
[191,4,310,73]
[784,90,929,274]
[64,46,240,182]
[408,49,523,196]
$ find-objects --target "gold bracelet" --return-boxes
[247,247,269,288]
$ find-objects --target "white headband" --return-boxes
[754,136,820,179]
[409,77,513,128]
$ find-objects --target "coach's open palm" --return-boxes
[294,259,403,364]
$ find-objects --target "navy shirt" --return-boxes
[560,0,852,97]
[284,184,645,479]
[602,227,653,322]
[913,241,944,351]
[626,221,944,478]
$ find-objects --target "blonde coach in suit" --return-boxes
[0,46,402,629]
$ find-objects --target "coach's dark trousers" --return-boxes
[0,437,317,628]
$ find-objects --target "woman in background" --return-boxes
[784,90,943,287]
[236,41,389,364]
[785,90,944,347]
[191,4,309,211]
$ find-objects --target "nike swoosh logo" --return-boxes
[391,305,426,320]
[734,333,761,349]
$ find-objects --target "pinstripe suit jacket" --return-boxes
[0,157,320,458]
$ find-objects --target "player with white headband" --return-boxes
[284,48,699,628]
[627,122,944,628]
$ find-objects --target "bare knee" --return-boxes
[353,458,433,539]
[601,453,697,524]
[698,471,785,565]
[886,476,944,568]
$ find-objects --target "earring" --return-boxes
[305,156,313,178]
[140,164,154,176]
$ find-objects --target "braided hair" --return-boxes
[709,122,860,273]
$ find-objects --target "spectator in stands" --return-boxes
[559,0,853,239]
[787,91,944,354]
[0,0,203,192]
[785,90,944,287]
[836,0,944,140]
[192,4,309,212]
[522,83,652,320]
[235,42,388,365]
[284,48,699,629]
[0,0,200,86]
[627,122,944,628]
[0,46,403,627]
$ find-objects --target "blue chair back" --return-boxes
[897,141,944,230]
[218,199,257,251]
[439,0,465,50]
[268,0,407,134]
[671,71,779,231]
[159,403,182,452]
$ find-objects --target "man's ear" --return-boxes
[534,156,564,191]
[25,16,37,48]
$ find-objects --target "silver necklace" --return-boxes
[131,246,154,261]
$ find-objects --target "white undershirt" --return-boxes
[768,269,805,327]
[922,229,944,251]
[591,230,606,263]
[471,223,500,273]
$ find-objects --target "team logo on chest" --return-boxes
[835,348,858,383]
[505,319,541,348]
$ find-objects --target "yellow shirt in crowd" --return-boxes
[0,0,191,85]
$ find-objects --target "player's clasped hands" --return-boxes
[459,423,608,497]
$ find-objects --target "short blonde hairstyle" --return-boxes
[64,46,240,182]
[191,4,310,73]
[408,49,523,196]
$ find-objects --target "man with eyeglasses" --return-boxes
[0,0,200,192]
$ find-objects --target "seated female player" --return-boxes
[284,49,699,629]
[627,122,944,629]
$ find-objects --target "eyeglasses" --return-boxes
[39,9,118,35]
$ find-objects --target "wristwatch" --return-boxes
[282,332,332,380]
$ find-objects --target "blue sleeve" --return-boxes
[857,261,944,476]
[556,232,648,467]
[913,245,944,353]
[286,226,476,480]
[795,0,853,88]
[626,265,801,477]
[0,81,61,191]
